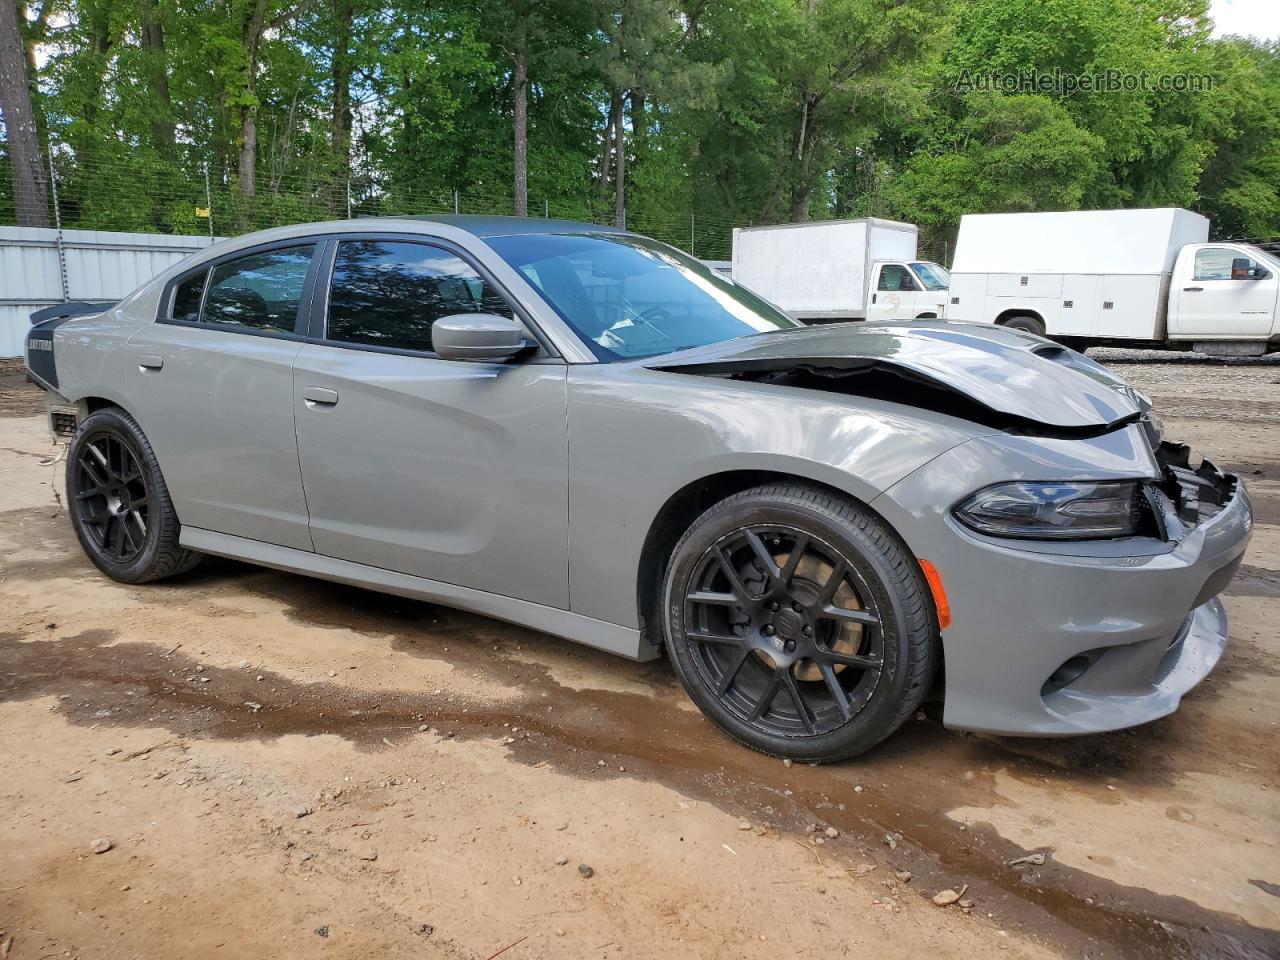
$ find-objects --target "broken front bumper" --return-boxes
[872,424,1253,737]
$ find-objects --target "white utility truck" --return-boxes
[949,208,1280,356]
[731,218,950,323]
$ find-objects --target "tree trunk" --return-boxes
[595,96,615,209]
[20,0,49,167]
[628,86,646,155]
[0,0,50,226]
[236,0,269,201]
[511,8,528,217]
[789,184,813,222]
[788,93,817,221]
[140,0,175,157]
[330,0,354,164]
[328,0,354,215]
[238,106,257,197]
[612,88,625,228]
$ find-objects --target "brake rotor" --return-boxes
[739,549,865,682]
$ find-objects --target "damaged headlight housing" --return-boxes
[954,481,1144,540]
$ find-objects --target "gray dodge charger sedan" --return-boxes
[24,216,1252,760]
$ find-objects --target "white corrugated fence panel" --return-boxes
[0,226,220,358]
[0,305,47,357]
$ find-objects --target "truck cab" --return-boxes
[867,261,951,322]
[947,208,1280,356]
[1169,243,1280,345]
[730,218,946,323]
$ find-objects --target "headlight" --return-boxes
[954,481,1144,540]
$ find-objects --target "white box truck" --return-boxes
[731,218,950,323]
[948,208,1280,356]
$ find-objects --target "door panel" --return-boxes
[1098,274,1165,339]
[1056,275,1101,336]
[1171,247,1278,338]
[125,322,312,549]
[292,346,570,607]
[124,242,319,550]
[869,263,917,321]
[987,273,1063,298]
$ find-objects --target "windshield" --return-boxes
[910,262,950,290]
[1243,244,1280,271]
[486,232,799,361]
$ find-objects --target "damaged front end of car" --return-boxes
[646,321,1252,736]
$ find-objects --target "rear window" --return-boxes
[202,246,315,332]
[171,271,207,322]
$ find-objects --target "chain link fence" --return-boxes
[0,143,963,266]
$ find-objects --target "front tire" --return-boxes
[661,484,937,761]
[66,407,201,583]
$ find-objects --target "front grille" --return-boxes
[1149,440,1237,538]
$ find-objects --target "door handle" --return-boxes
[1183,286,1204,292]
[871,293,877,304]
[137,354,164,370]
[302,386,339,407]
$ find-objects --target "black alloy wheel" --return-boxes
[663,483,936,761]
[66,406,201,583]
[73,430,150,563]
[683,526,884,737]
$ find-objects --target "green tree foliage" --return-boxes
[884,94,1106,230]
[1196,38,1280,236]
[1,0,1278,254]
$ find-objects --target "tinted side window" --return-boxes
[1193,248,1235,281]
[327,241,513,352]
[171,270,207,322]
[201,245,315,332]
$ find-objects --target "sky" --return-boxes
[1210,0,1280,41]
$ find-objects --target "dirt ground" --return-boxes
[0,352,1277,960]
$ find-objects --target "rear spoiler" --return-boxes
[29,301,117,325]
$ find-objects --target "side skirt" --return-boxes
[180,527,656,662]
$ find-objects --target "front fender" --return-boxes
[565,365,980,629]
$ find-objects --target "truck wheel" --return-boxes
[66,406,201,584]
[661,483,938,761]
[1000,315,1045,337]
[915,313,937,320]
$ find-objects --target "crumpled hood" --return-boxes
[644,321,1146,431]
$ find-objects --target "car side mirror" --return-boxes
[433,313,529,362]
[1231,257,1255,280]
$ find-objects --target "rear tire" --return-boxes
[661,483,937,761]
[66,407,201,583]
[1000,314,1045,337]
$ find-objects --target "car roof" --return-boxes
[375,214,628,239]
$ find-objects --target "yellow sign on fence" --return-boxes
[195,207,211,218]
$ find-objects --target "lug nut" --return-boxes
[763,625,775,636]
[802,625,812,636]
[769,601,780,612]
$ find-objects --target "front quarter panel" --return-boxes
[566,365,981,629]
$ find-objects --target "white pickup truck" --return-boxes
[731,218,950,323]
[948,208,1280,356]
